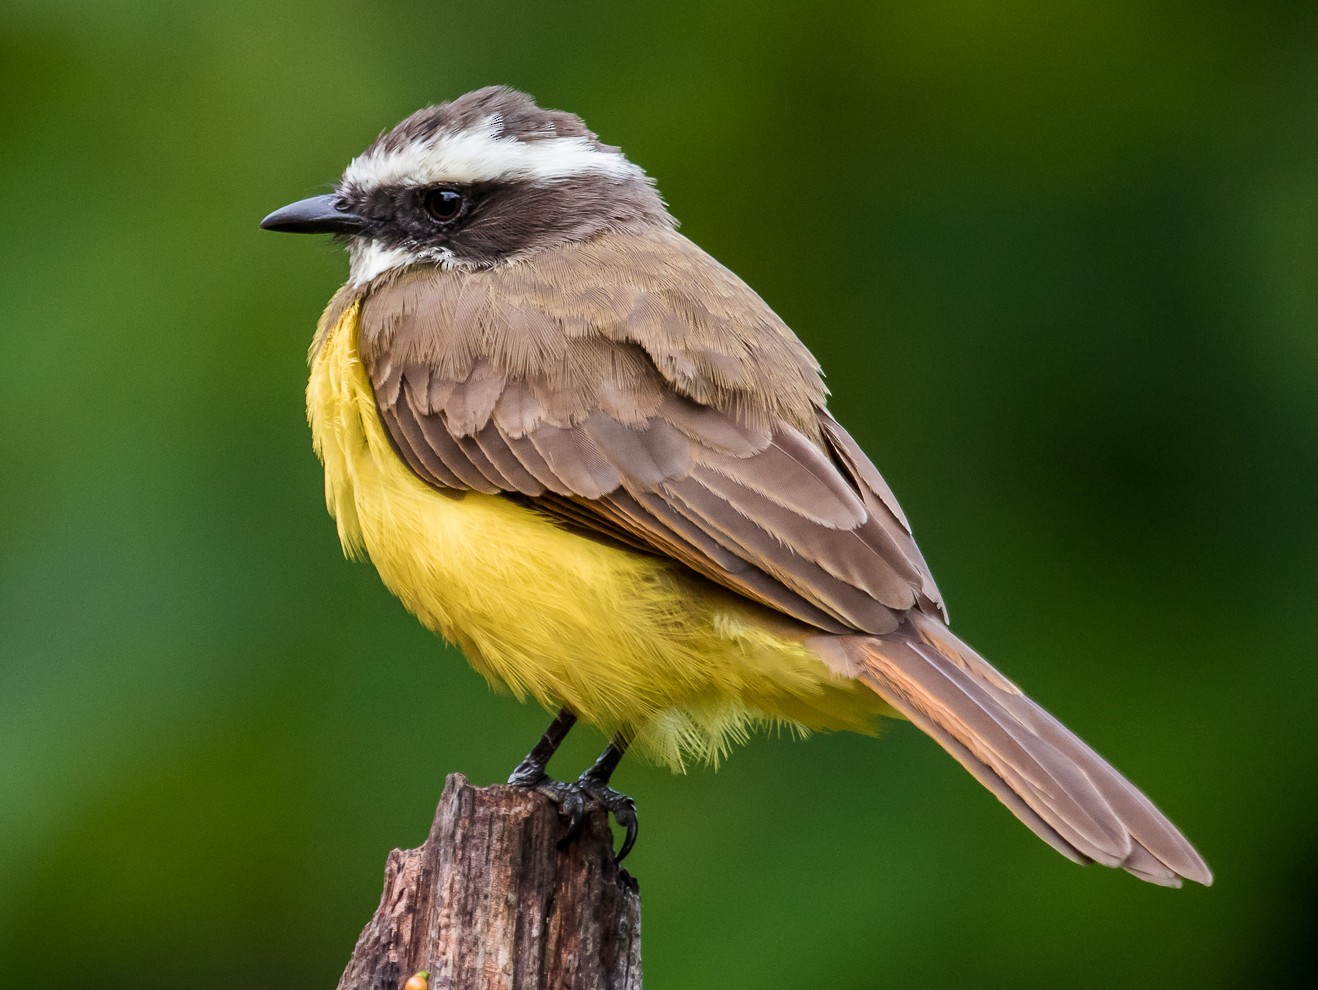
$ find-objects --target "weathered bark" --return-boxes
[336,774,641,990]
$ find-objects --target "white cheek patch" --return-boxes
[347,240,456,286]
[342,117,640,189]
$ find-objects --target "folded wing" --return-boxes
[358,229,943,636]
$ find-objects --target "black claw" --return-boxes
[558,787,587,849]
[612,799,639,865]
[577,774,639,864]
[526,774,639,862]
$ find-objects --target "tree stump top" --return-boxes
[337,774,642,990]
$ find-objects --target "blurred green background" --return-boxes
[3,1,1315,987]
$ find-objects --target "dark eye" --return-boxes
[422,188,464,223]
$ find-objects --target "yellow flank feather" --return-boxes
[307,298,886,768]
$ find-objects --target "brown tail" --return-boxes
[846,611,1211,887]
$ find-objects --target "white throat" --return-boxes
[346,240,457,286]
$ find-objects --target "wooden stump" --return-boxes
[336,774,642,990]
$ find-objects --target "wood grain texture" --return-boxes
[337,775,641,990]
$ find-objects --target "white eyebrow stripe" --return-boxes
[342,119,639,188]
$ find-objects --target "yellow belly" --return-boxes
[306,297,883,767]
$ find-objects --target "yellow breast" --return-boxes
[306,297,883,767]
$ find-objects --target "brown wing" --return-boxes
[357,228,942,636]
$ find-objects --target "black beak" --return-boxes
[260,194,369,235]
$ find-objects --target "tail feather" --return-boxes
[848,611,1212,887]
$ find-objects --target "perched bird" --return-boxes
[261,86,1210,885]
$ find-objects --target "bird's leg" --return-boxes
[506,707,577,787]
[580,738,628,788]
[509,716,638,863]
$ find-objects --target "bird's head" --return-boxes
[260,86,671,284]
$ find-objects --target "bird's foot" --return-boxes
[517,773,638,864]
[506,758,549,789]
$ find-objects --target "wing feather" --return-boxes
[656,477,904,633]
[697,428,867,529]
[470,427,547,494]
[389,397,474,492]
[526,423,622,499]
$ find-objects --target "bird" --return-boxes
[261,86,1211,886]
